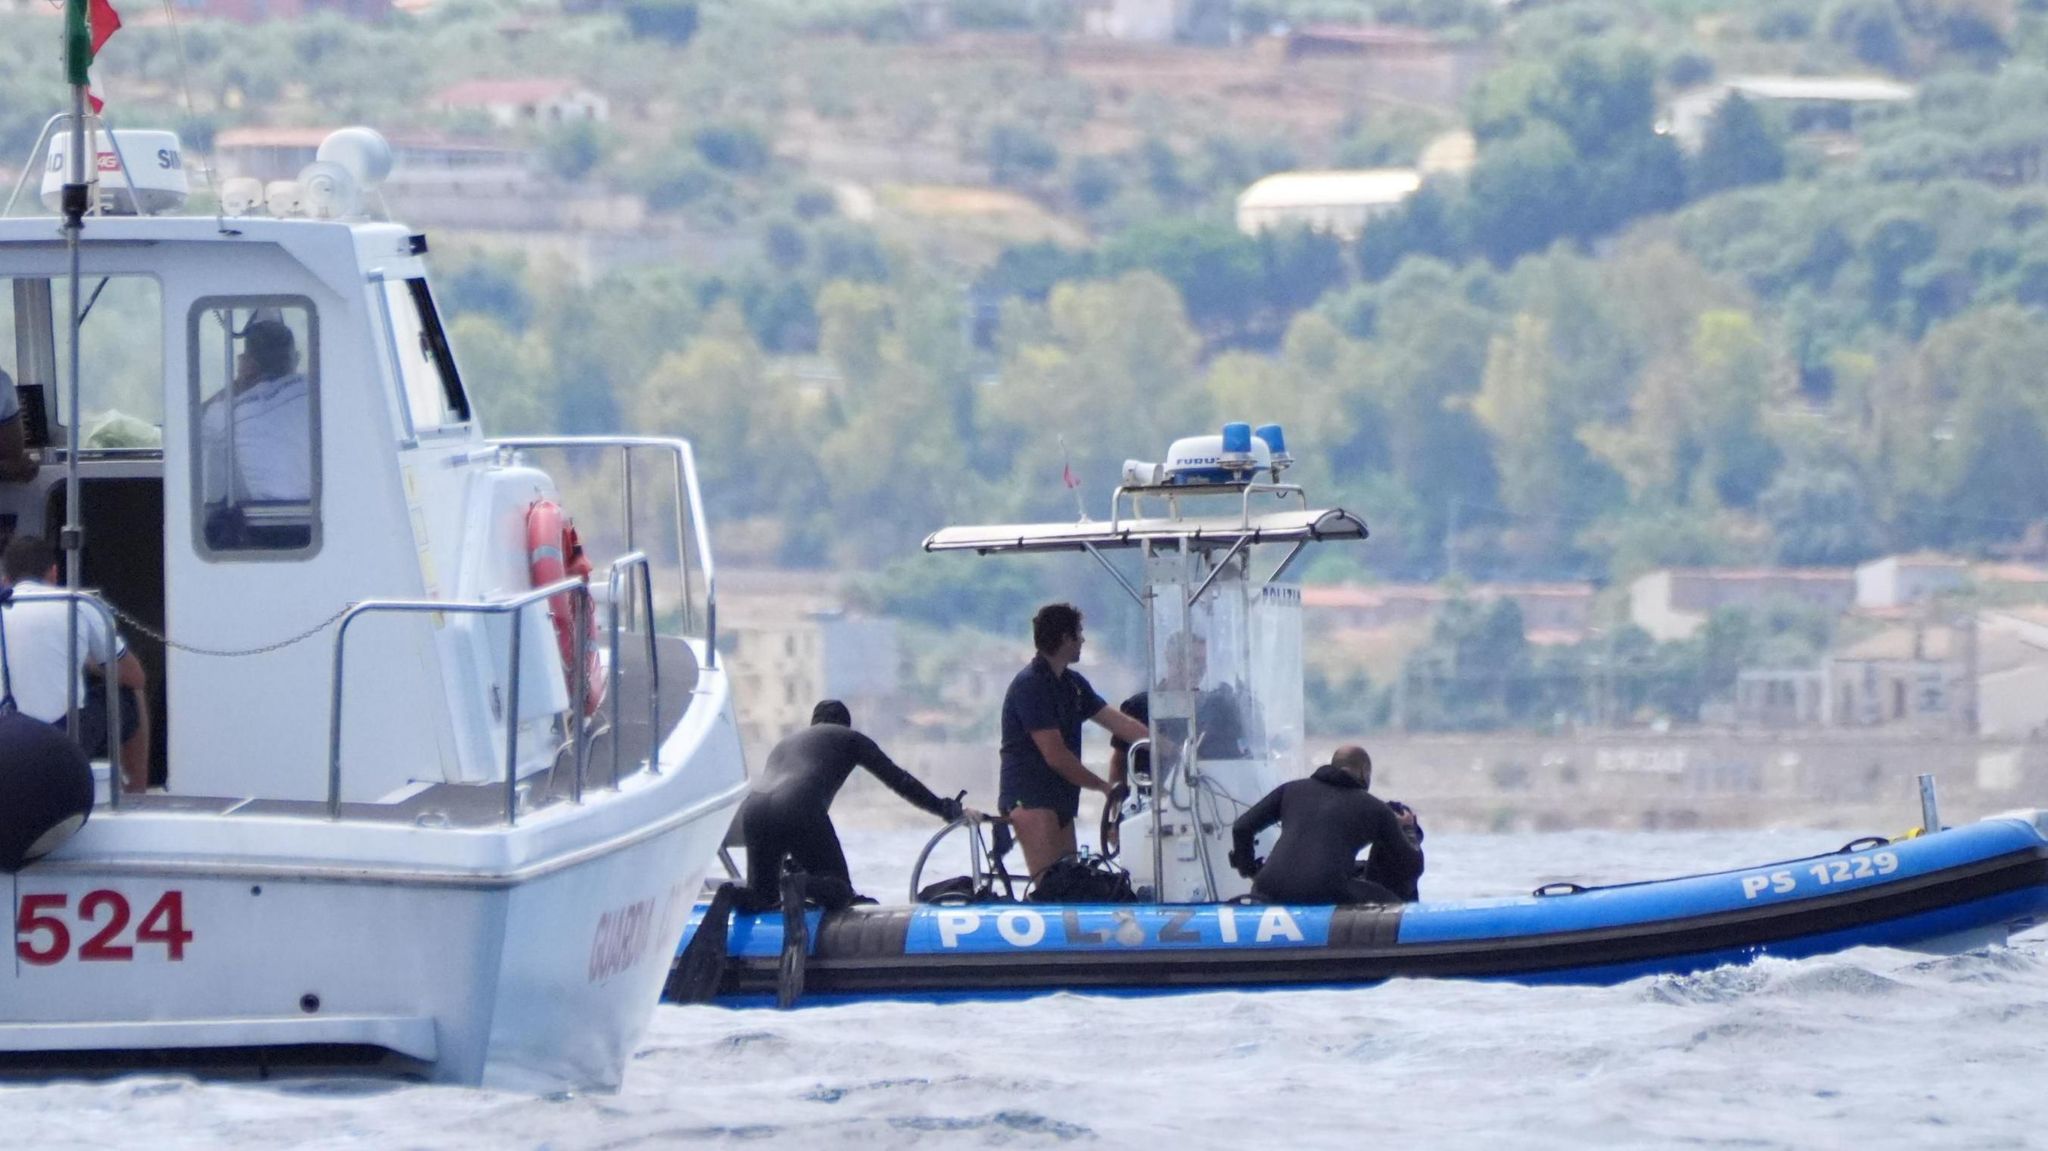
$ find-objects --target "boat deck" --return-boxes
[102,636,701,827]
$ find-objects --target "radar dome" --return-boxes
[317,127,394,189]
[297,160,363,219]
[40,131,188,216]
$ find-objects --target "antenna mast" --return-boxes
[59,0,91,743]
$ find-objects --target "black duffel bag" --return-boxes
[1028,852,1138,904]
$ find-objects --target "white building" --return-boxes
[1826,612,2048,737]
[1629,568,1856,643]
[1855,553,1968,609]
[1665,75,1916,151]
[1235,169,1422,240]
[1081,0,1189,41]
[1734,668,1828,728]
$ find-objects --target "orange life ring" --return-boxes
[526,499,606,718]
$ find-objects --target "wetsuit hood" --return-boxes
[1309,763,1366,789]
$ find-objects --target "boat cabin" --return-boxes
[0,129,709,811]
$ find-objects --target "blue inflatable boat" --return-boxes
[667,813,2048,1006]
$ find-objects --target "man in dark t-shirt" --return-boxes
[999,602,1150,879]
[739,700,968,910]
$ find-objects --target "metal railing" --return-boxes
[487,436,718,668]
[602,551,662,797]
[325,576,582,823]
[2,587,126,809]
[323,554,667,823]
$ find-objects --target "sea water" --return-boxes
[10,825,2047,1149]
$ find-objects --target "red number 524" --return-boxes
[15,890,193,965]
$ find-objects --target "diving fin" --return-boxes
[664,882,739,1003]
[776,867,809,1010]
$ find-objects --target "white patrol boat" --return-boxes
[0,110,746,1088]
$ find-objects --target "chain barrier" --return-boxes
[105,599,356,658]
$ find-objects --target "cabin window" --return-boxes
[382,277,470,437]
[188,297,319,558]
[2,275,164,452]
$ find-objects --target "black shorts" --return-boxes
[64,685,142,759]
[999,762,1080,826]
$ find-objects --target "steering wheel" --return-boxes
[1100,783,1130,861]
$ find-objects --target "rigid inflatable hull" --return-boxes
[673,818,2048,1005]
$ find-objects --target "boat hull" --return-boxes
[673,816,2048,1005]
[4,685,749,1090]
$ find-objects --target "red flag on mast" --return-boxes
[85,0,122,112]
[89,0,121,54]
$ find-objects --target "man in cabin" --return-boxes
[199,317,311,550]
[1108,631,1248,785]
[999,602,1151,879]
[738,700,970,912]
[0,366,41,482]
[0,535,150,792]
[1229,745,1423,905]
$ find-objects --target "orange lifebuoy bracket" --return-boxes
[527,499,606,717]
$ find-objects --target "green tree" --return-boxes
[1398,597,1532,731]
[1690,93,1787,197]
[1465,122,1585,265]
[812,281,977,563]
[1537,47,1661,163]
[621,0,700,45]
[1069,155,1122,210]
[1357,262,1502,573]
[1759,458,1883,565]
[1862,211,1938,317]
[541,121,609,183]
[1826,0,1911,72]
[985,120,1060,188]
[1909,307,2048,545]
[693,123,771,173]
[983,273,1202,510]
[1691,310,1782,508]
[1462,47,1683,264]
[1356,182,1463,280]
[1257,225,1349,319]
[629,304,778,499]
[978,242,1097,306]
[1583,309,1779,510]
[1100,219,1265,341]
[1472,314,1614,563]
[447,315,555,434]
[441,254,534,331]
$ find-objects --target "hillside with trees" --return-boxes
[8,0,2048,726]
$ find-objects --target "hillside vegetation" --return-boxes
[8,1,2048,639]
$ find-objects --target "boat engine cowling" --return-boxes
[0,711,93,871]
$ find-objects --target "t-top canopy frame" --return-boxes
[921,506,1368,556]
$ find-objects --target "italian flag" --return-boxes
[64,0,123,112]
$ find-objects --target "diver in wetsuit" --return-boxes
[738,700,968,911]
[1348,744,1426,901]
[1229,745,1424,905]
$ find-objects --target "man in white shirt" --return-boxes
[0,535,150,792]
[200,318,311,549]
[0,365,41,482]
